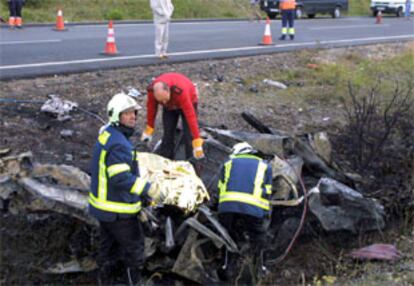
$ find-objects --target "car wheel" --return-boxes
[396,7,403,17]
[307,14,315,19]
[332,7,341,18]
[296,6,303,19]
[372,10,378,17]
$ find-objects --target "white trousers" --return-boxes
[154,22,169,56]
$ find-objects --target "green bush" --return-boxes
[105,9,123,20]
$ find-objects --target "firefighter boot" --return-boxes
[126,267,143,286]
[97,263,115,286]
[289,34,295,40]
[279,34,286,40]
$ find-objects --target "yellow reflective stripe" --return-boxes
[98,131,111,146]
[130,178,148,196]
[219,192,270,211]
[218,180,225,192]
[98,150,108,200]
[89,193,141,214]
[107,163,131,178]
[253,161,267,198]
[265,184,272,195]
[131,150,139,161]
[219,161,233,196]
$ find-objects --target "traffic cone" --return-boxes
[259,17,273,45]
[101,20,119,56]
[54,9,67,31]
[376,10,382,24]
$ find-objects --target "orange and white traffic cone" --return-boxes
[54,9,67,31]
[101,20,119,56]
[259,17,273,45]
[376,10,382,24]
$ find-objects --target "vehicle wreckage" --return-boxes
[0,111,386,284]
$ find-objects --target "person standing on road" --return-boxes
[217,142,273,281]
[7,0,25,28]
[405,0,412,18]
[249,0,262,22]
[279,0,296,40]
[89,93,162,285]
[141,72,204,161]
[150,0,174,59]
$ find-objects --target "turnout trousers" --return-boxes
[97,218,145,269]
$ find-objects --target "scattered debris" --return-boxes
[347,244,401,261]
[40,94,78,121]
[263,79,287,89]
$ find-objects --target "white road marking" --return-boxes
[77,21,250,28]
[0,39,62,45]
[0,34,413,70]
[310,24,391,30]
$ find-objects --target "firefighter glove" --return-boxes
[192,138,205,160]
[141,125,154,143]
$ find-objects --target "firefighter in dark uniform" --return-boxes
[217,142,273,281]
[141,72,204,160]
[89,93,161,286]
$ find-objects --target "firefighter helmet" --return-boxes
[107,93,141,124]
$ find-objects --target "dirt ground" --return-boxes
[1,42,413,285]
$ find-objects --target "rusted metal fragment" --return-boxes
[347,244,401,261]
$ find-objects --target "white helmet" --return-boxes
[107,93,141,124]
[232,142,256,155]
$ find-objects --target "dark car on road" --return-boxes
[260,0,349,19]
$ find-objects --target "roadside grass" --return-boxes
[259,47,413,105]
[0,0,248,22]
[0,0,372,23]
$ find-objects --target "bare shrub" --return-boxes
[342,79,413,171]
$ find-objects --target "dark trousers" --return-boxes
[159,104,197,160]
[9,0,24,17]
[281,9,295,29]
[218,213,268,281]
[97,218,145,269]
[219,213,267,248]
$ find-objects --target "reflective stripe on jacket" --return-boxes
[280,0,296,10]
[89,125,151,221]
[218,154,273,218]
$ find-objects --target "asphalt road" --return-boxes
[0,17,413,80]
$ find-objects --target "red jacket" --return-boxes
[146,72,200,139]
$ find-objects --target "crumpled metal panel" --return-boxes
[308,178,385,233]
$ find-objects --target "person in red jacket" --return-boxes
[141,72,204,160]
